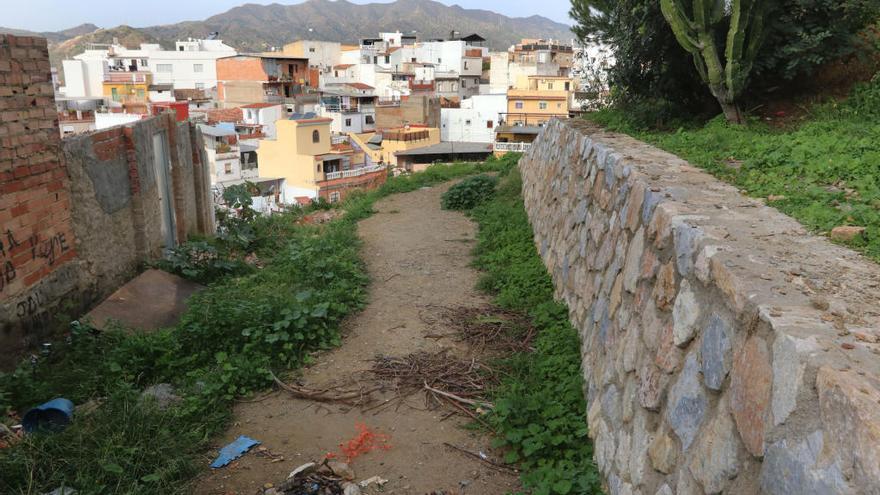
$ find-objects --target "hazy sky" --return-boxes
[3,0,575,32]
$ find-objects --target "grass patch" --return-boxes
[0,161,504,495]
[589,76,880,261]
[468,163,603,494]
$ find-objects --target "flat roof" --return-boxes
[198,124,236,137]
[395,142,492,156]
[241,103,282,109]
[496,125,543,135]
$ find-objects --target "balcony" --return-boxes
[323,164,385,181]
[494,142,532,152]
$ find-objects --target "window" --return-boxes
[156,64,172,73]
[548,82,554,90]
[329,191,341,203]
[384,56,390,63]
[461,79,467,88]
[309,47,316,53]
[225,163,233,174]
[486,120,493,128]
[565,82,570,91]
[178,46,184,51]
[365,115,375,125]
[557,102,563,108]
[411,57,416,63]
[539,101,548,110]
[514,101,523,109]
[140,59,148,67]
[193,64,204,72]
[345,118,352,126]
[465,119,472,126]
[312,130,320,143]
[334,71,339,77]
[464,61,469,70]
[111,87,119,102]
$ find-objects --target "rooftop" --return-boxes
[198,124,237,137]
[241,103,282,109]
[496,125,544,135]
[394,142,491,156]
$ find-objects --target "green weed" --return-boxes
[0,162,493,494]
[470,169,603,494]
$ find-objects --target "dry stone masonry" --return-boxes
[520,119,880,495]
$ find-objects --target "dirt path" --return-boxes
[196,183,519,495]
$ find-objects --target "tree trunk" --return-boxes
[719,100,745,124]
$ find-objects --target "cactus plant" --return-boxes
[661,0,766,124]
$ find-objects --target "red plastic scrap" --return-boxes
[337,422,392,462]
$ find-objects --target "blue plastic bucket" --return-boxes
[22,398,74,433]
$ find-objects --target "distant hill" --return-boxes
[144,0,574,52]
[1,0,574,69]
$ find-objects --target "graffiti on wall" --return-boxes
[0,229,71,295]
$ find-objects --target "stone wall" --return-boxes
[0,35,215,369]
[520,119,880,495]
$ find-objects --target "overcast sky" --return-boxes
[3,0,575,32]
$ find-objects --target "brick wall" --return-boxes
[0,35,82,361]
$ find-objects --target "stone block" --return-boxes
[700,314,732,391]
[672,279,700,347]
[666,353,707,450]
[729,336,772,457]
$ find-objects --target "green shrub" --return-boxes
[441,174,499,210]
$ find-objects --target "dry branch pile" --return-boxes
[367,350,496,414]
[441,306,535,353]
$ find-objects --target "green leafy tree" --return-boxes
[660,0,767,124]
[570,0,718,126]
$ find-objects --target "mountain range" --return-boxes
[1,0,574,69]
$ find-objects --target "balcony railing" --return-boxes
[104,72,150,83]
[494,142,532,152]
[324,164,385,181]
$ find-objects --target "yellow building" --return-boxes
[349,127,441,169]
[506,75,572,126]
[103,71,151,110]
[258,115,382,202]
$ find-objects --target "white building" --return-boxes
[148,39,237,90]
[199,124,245,185]
[240,103,285,139]
[61,38,236,97]
[440,94,506,143]
[319,83,377,134]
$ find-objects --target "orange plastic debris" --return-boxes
[337,422,392,462]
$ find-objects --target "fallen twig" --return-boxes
[442,442,518,475]
[270,371,380,406]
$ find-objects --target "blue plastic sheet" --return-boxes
[210,435,261,468]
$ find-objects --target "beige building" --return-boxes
[506,75,572,126]
[349,126,441,168]
[257,115,384,202]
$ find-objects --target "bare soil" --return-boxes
[195,183,520,495]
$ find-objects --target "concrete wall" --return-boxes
[0,35,214,369]
[520,119,880,494]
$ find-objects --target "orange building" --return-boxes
[216,54,312,107]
